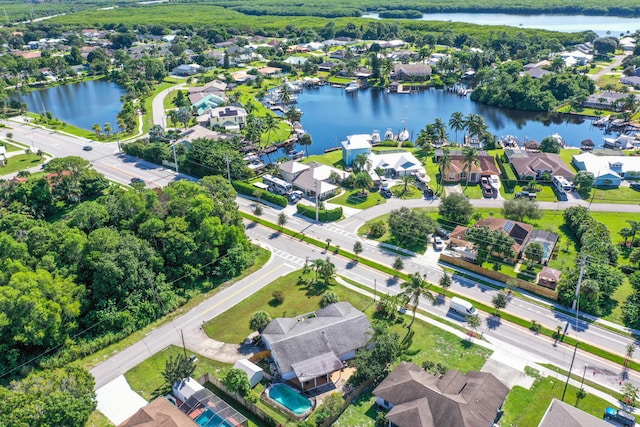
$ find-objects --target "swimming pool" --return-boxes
[195,408,233,427]
[540,241,552,261]
[268,384,313,415]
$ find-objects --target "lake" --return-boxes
[20,80,125,131]
[362,12,640,36]
[294,85,613,155]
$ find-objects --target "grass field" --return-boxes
[501,369,622,427]
[0,153,44,175]
[329,188,387,209]
[586,186,640,204]
[333,389,377,427]
[86,410,114,427]
[302,150,344,168]
[390,183,423,199]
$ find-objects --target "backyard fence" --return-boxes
[318,378,375,427]
[440,254,559,300]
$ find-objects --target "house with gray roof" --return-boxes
[505,150,575,180]
[261,302,372,390]
[391,63,432,81]
[373,361,508,427]
[538,398,610,427]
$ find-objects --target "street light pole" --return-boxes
[315,179,319,222]
[581,364,588,389]
[561,342,579,401]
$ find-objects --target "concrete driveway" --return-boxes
[96,375,147,425]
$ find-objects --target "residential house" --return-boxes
[391,63,432,81]
[176,125,226,147]
[118,396,196,427]
[318,61,339,72]
[341,134,373,166]
[620,75,640,87]
[230,71,255,83]
[172,63,201,76]
[428,53,449,66]
[368,151,426,177]
[555,50,592,67]
[524,67,552,79]
[191,94,226,116]
[619,37,637,52]
[373,362,509,427]
[257,66,281,77]
[573,152,640,188]
[583,91,628,111]
[279,159,311,182]
[434,150,500,184]
[329,49,347,60]
[291,162,349,199]
[524,60,551,71]
[261,302,372,390]
[538,398,610,427]
[449,217,534,261]
[537,267,562,290]
[189,79,227,95]
[207,106,247,130]
[283,56,308,65]
[322,38,353,47]
[12,50,41,59]
[379,39,405,49]
[505,150,575,180]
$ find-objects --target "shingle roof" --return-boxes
[374,362,509,427]
[262,302,372,375]
[538,398,610,427]
[508,152,574,179]
[118,397,195,427]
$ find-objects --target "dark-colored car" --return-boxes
[130,177,145,184]
[515,191,536,200]
[380,189,392,198]
[604,407,636,427]
[631,182,640,191]
[435,228,450,239]
[83,145,93,151]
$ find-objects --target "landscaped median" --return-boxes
[241,211,640,373]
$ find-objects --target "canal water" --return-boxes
[361,12,640,36]
[295,85,614,155]
[19,80,125,131]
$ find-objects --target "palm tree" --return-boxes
[298,133,312,158]
[283,105,301,124]
[104,122,112,137]
[92,123,101,138]
[262,115,279,148]
[620,227,634,246]
[461,147,480,189]
[381,58,394,83]
[401,272,436,330]
[352,153,372,173]
[628,220,640,245]
[401,174,412,195]
[321,256,336,284]
[437,149,452,191]
[433,118,448,145]
[465,113,487,141]
[353,171,373,195]
[311,258,325,283]
[278,84,292,105]
[449,112,465,146]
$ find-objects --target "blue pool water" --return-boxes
[540,241,552,260]
[268,384,312,415]
[195,408,233,427]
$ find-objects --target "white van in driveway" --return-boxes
[450,297,477,316]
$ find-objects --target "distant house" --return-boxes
[583,91,628,111]
[524,67,552,79]
[341,134,373,166]
[257,66,281,77]
[176,125,226,147]
[538,398,610,427]
[434,150,500,184]
[118,396,195,427]
[189,80,227,96]
[283,56,308,65]
[620,75,640,87]
[450,217,533,261]
[572,152,640,188]
[207,106,247,130]
[191,93,226,116]
[318,61,339,72]
[172,63,201,76]
[505,150,575,180]
[281,161,349,200]
[329,49,347,60]
[261,302,372,390]
[373,362,509,427]
[391,63,432,81]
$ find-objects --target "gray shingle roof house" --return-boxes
[391,63,432,81]
[505,150,575,179]
[538,398,610,427]
[373,362,509,427]
[261,302,372,390]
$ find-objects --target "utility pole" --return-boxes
[225,153,231,185]
[171,144,179,174]
[572,255,587,330]
[180,330,187,358]
[315,179,319,222]
[373,278,377,301]
[561,342,579,401]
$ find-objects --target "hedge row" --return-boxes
[233,181,288,207]
[296,204,342,222]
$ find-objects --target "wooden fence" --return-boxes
[318,378,375,427]
[440,254,559,300]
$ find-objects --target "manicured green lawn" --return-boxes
[0,153,44,174]
[329,188,386,209]
[302,150,344,168]
[334,389,377,427]
[163,89,185,109]
[501,370,623,427]
[507,184,557,201]
[390,184,422,199]
[461,184,483,199]
[597,74,626,91]
[558,149,580,173]
[2,142,25,152]
[585,186,640,204]
[125,345,231,401]
[86,410,114,427]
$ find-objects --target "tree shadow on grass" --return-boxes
[297,277,334,296]
[460,338,475,349]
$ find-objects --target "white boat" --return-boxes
[384,128,394,141]
[398,128,410,142]
[489,175,501,191]
[603,134,638,149]
[371,130,381,144]
[345,81,359,93]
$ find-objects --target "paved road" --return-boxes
[152,83,185,128]
[588,52,630,82]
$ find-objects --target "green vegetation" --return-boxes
[125,345,230,401]
[390,184,422,199]
[86,410,114,427]
[143,82,175,133]
[333,390,376,427]
[502,370,618,426]
[329,188,387,208]
[586,186,640,204]
[0,152,45,174]
[302,150,344,168]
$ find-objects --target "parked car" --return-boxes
[83,145,93,151]
[288,190,304,203]
[631,182,640,191]
[433,236,444,251]
[130,177,145,184]
[604,407,636,427]
[435,228,450,239]
[380,189,392,198]
[515,191,536,200]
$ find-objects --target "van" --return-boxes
[450,297,477,316]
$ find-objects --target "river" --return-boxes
[362,12,640,37]
[19,79,125,131]
[294,85,613,155]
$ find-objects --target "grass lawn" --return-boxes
[86,410,114,427]
[508,184,558,201]
[327,76,353,84]
[333,389,377,427]
[329,188,386,209]
[2,141,26,152]
[124,345,231,401]
[0,153,44,174]
[390,184,422,199]
[596,74,626,91]
[461,184,483,199]
[558,149,580,173]
[163,89,185,110]
[501,370,622,427]
[302,150,344,168]
[585,186,640,204]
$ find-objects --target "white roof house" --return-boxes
[208,106,247,130]
[572,152,640,187]
[172,377,204,403]
[368,151,425,177]
[341,134,373,166]
[232,359,263,388]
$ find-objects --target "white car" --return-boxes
[433,236,444,251]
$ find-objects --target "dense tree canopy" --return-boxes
[387,207,436,247]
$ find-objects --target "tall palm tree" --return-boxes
[278,84,292,105]
[321,257,336,284]
[262,114,279,148]
[628,220,640,245]
[437,149,452,190]
[298,133,312,158]
[311,258,325,283]
[401,175,412,195]
[461,147,480,189]
[449,112,465,146]
[401,272,436,330]
[352,153,372,173]
[353,171,373,195]
[433,118,448,145]
[283,105,301,124]
[465,113,487,142]
[92,123,101,138]
[103,122,112,137]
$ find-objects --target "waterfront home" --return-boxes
[279,160,349,199]
[505,150,574,180]
[368,151,426,178]
[583,91,629,111]
[434,150,500,184]
[373,362,508,427]
[391,63,432,81]
[206,106,247,131]
[341,134,373,166]
[573,152,640,188]
[191,93,226,116]
[261,302,372,391]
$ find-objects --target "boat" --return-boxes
[371,130,381,144]
[244,153,267,171]
[489,175,501,191]
[603,134,639,149]
[550,133,565,148]
[593,115,610,127]
[288,150,305,160]
[345,81,359,93]
[398,128,410,142]
[384,128,394,141]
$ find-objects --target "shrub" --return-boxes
[296,204,342,222]
[233,181,287,207]
[320,291,339,307]
[271,290,284,304]
[368,220,387,239]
